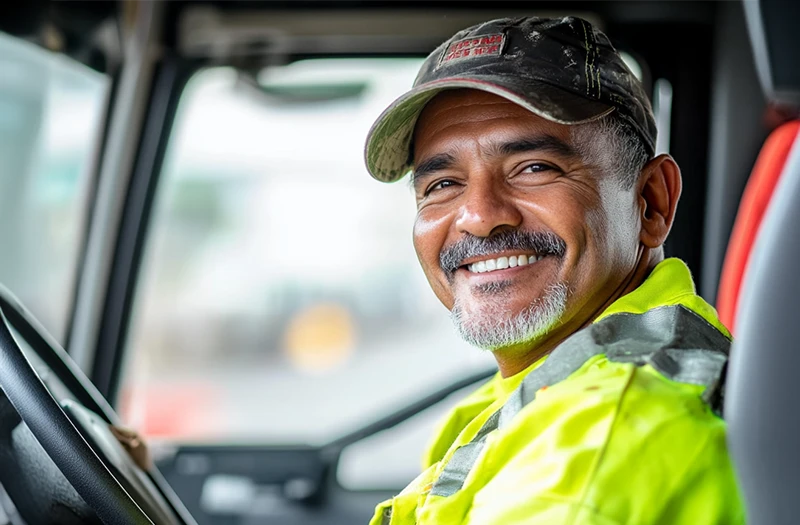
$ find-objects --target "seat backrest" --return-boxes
[725,114,800,525]
[724,1,800,522]
[716,119,800,333]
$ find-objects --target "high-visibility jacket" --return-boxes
[370,258,745,525]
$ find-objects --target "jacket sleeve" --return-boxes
[649,427,747,525]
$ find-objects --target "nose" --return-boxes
[454,175,523,237]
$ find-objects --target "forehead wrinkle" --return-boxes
[416,108,531,148]
[413,91,582,173]
[416,91,533,139]
[420,92,522,120]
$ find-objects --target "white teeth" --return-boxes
[466,254,546,274]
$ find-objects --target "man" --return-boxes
[362,16,745,525]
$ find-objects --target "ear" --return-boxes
[637,154,682,249]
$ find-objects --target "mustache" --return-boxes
[439,230,567,276]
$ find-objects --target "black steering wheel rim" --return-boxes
[0,305,153,523]
[0,287,197,525]
[0,284,199,525]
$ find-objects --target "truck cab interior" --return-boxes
[0,1,797,524]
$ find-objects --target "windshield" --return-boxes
[0,32,108,343]
[120,58,497,445]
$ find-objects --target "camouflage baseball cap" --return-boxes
[364,16,657,182]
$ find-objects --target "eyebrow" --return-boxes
[491,135,578,159]
[412,153,457,184]
[411,134,578,185]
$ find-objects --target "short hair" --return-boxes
[571,114,652,189]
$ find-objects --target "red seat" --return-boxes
[717,120,800,334]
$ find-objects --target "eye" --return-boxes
[520,162,556,173]
[424,179,458,196]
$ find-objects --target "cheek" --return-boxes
[535,182,635,281]
[587,183,641,269]
[537,184,603,258]
[413,210,455,307]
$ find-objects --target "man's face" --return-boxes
[412,90,643,355]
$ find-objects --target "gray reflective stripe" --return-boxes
[430,338,601,497]
[430,441,486,497]
[429,304,730,498]
[430,411,500,497]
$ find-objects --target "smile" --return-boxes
[466,254,546,274]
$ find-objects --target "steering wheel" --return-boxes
[0,289,196,525]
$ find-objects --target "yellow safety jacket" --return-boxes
[370,258,745,524]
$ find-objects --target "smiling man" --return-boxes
[363,16,745,525]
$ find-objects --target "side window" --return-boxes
[0,33,108,343]
[119,59,495,467]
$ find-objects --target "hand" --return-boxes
[109,425,153,471]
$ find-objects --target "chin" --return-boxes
[450,282,569,350]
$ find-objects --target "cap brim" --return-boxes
[364,77,614,183]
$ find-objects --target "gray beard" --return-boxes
[450,282,569,351]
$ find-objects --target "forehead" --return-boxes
[413,89,572,156]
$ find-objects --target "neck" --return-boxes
[493,247,663,378]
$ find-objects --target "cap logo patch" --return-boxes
[437,33,506,68]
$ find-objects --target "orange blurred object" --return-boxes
[283,303,356,372]
[717,120,800,333]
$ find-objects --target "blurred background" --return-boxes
[0,14,504,499]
